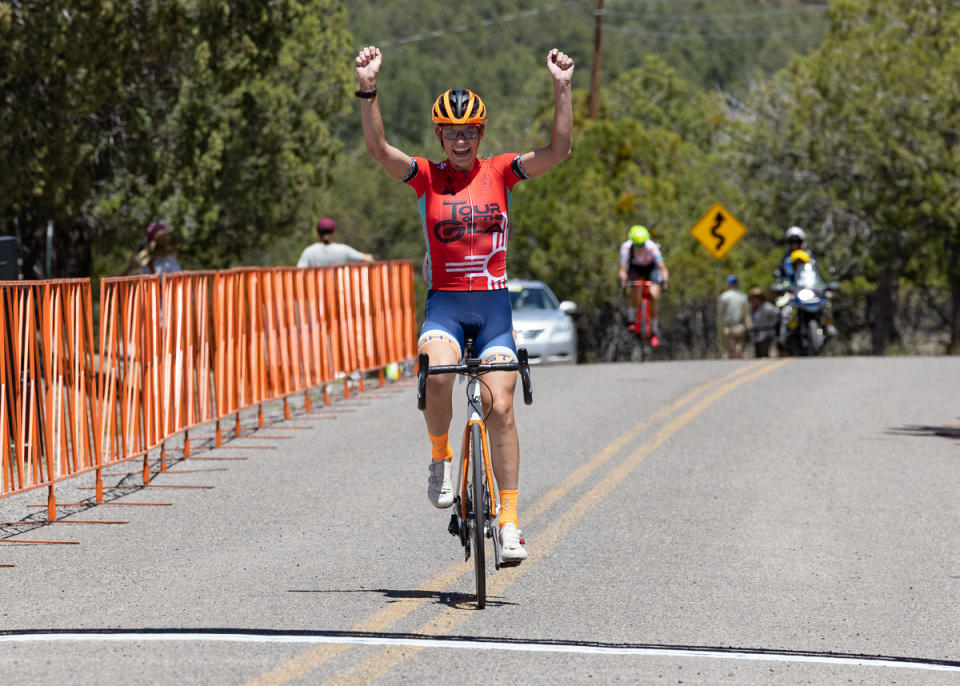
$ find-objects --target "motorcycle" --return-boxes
[773,261,839,357]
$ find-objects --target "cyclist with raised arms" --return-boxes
[618,224,669,347]
[354,45,574,563]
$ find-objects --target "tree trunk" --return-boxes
[868,274,899,354]
[16,218,93,279]
[57,221,93,278]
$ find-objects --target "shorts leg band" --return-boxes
[418,329,461,359]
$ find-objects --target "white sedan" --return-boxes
[507,279,578,364]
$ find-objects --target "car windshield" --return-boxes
[509,286,558,311]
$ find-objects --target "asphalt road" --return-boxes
[2,356,959,685]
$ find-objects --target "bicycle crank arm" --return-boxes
[448,513,460,538]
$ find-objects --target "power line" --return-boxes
[369,1,827,49]
[375,0,590,48]
[605,24,827,40]
[610,0,828,9]
[609,0,824,5]
[605,6,828,21]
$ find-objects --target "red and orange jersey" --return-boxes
[405,154,529,291]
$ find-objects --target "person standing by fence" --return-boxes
[125,220,182,275]
[297,217,374,267]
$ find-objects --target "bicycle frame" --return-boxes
[457,378,499,526]
[625,279,654,341]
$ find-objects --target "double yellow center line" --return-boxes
[246,359,788,686]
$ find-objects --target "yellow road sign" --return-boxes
[690,203,746,259]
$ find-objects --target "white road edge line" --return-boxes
[1,633,958,673]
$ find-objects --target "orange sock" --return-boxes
[499,489,519,528]
[429,432,452,462]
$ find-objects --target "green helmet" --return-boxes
[628,224,650,245]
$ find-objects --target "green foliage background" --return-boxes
[2,0,957,356]
[0,0,354,277]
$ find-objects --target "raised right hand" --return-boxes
[354,46,382,89]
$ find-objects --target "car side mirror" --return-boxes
[559,300,578,315]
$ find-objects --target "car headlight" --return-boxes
[552,320,574,336]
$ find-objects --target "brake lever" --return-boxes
[517,348,534,405]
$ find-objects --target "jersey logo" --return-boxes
[433,200,506,244]
[435,219,465,243]
[433,219,504,244]
[445,248,507,284]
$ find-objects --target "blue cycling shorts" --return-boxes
[418,289,517,363]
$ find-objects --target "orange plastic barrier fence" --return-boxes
[0,261,417,516]
[0,279,99,518]
[211,262,417,425]
[97,272,217,470]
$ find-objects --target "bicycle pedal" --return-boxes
[498,559,522,568]
[447,513,460,537]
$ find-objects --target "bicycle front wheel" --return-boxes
[470,422,487,609]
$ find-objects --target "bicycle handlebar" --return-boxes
[417,349,534,410]
[623,278,667,292]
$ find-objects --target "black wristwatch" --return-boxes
[355,89,377,99]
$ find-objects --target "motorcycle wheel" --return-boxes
[806,319,823,356]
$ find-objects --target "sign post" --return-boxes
[690,203,748,355]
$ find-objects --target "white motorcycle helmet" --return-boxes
[785,226,806,243]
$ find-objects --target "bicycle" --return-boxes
[416,338,534,609]
[623,279,660,360]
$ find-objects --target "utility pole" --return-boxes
[589,0,604,120]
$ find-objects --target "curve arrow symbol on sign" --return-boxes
[710,212,725,250]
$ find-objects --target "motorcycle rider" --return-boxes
[778,226,811,285]
[777,249,811,351]
[777,249,837,353]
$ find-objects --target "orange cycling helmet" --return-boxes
[432,89,486,125]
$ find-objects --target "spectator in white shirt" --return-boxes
[297,217,374,267]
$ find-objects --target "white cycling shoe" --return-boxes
[499,523,528,563]
[427,459,454,509]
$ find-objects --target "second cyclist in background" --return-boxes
[619,224,669,347]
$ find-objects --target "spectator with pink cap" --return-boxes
[125,220,182,275]
[297,217,374,267]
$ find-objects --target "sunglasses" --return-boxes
[440,126,481,140]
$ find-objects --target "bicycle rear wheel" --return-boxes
[470,422,487,609]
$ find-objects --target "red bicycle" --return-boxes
[624,279,658,349]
